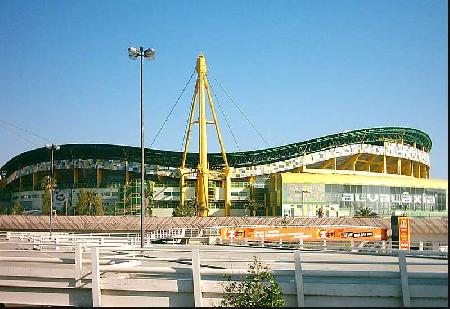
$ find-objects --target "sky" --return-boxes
[0,0,448,179]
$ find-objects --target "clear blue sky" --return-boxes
[0,0,447,179]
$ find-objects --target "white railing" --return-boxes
[218,237,448,255]
[0,235,448,307]
[1,230,447,257]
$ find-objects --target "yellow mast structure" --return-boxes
[180,55,230,217]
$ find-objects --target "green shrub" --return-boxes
[220,256,285,307]
[11,201,23,215]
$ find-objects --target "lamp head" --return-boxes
[128,47,140,59]
[143,48,155,60]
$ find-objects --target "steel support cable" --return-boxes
[0,119,51,143]
[208,71,270,148]
[180,105,192,152]
[0,121,44,147]
[209,83,241,152]
[149,69,196,148]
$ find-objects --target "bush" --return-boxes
[220,256,285,307]
[172,198,197,217]
[11,201,23,215]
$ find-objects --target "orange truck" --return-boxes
[220,225,387,242]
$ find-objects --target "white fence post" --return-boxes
[294,250,305,307]
[91,247,102,307]
[323,240,327,251]
[75,243,83,288]
[299,238,304,250]
[55,236,60,251]
[419,241,424,251]
[191,248,203,307]
[398,251,411,307]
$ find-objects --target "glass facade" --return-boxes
[282,183,447,217]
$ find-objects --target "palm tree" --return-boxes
[245,200,263,217]
[172,198,197,217]
[40,176,56,215]
[76,189,103,215]
[11,200,23,215]
[144,181,154,216]
[245,182,264,216]
[354,207,379,217]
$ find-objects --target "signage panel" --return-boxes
[220,226,387,242]
[398,217,410,250]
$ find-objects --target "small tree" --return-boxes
[245,200,263,217]
[76,189,103,215]
[220,256,285,307]
[355,207,379,217]
[172,198,197,217]
[196,201,208,217]
[11,201,23,215]
[145,181,154,216]
[317,207,324,218]
[40,176,56,215]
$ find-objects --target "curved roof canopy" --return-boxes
[1,127,432,177]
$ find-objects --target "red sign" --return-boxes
[398,217,410,250]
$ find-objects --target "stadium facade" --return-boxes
[0,127,447,218]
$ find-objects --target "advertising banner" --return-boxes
[398,217,410,250]
[53,190,68,211]
[220,225,387,242]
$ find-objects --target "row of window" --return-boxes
[163,191,180,197]
[231,191,248,197]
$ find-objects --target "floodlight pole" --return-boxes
[50,147,54,238]
[128,46,155,248]
[139,47,145,249]
[46,144,59,238]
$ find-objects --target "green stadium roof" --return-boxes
[1,127,432,177]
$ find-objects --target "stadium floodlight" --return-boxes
[45,143,60,238]
[127,46,155,248]
[143,48,155,59]
[128,47,140,59]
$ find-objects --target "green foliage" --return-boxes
[11,201,23,215]
[281,216,291,226]
[145,181,154,216]
[220,256,285,307]
[245,200,263,217]
[196,201,208,217]
[76,189,104,215]
[172,198,197,217]
[317,207,324,218]
[40,176,56,215]
[42,190,51,215]
[355,207,379,217]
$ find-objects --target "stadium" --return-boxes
[0,126,447,218]
[0,57,447,218]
